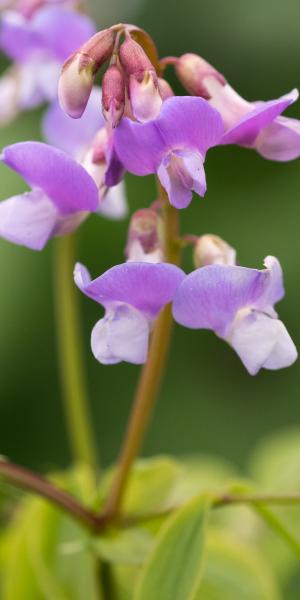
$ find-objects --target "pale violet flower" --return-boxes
[0,141,99,249]
[114,96,223,209]
[173,256,297,375]
[74,262,185,364]
[42,88,128,219]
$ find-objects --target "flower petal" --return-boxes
[91,304,150,365]
[157,96,224,155]
[74,261,185,318]
[172,264,267,336]
[32,7,96,61]
[114,96,223,176]
[0,11,40,61]
[1,142,99,214]
[158,150,206,208]
[42,87,104,157]
[0,189,57,250]
[113,116,165,175]
[229,311,297,375]
[256,115,300,161]
[222,89,299,147]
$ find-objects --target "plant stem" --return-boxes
[3,456,300,536]
[0,458,98,530]
[53,234,97,471]
[100,198,180,523]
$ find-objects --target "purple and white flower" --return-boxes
[0,5,95,123]
[42,88,128,219]
[114,96,223,209]
[0,141,99,249]
[175,53,300,161]
[74,261,185,364]
[173,256,297,375]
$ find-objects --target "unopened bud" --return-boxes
[126,209,164,263]
[193,234,236,268]
[120,37,162,122]
[175,53,225,99]
[102,65,125,127]
[59,28,115,118]
[158,77,174,100]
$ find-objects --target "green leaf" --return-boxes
[0,465,101,600]
[134,495,211,600]
[195,528,281,600]
[98,456,182,515]
[249,428,300,579]
[93,527,153,565]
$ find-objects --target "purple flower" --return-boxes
[173,256,297,375]
[218,87,300,161]
[114,96,223,209]
[74,262,185,364]
[42,88,128,219]
[0,6,95,121]
[175,54,300,161]
[0,141,99,249]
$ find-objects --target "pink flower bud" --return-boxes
[126,209,164,263]
[120,37,162,122]
[58,28,115,118]
[102,65,125,127]
[175,53,226,99]
[193,234,236,268]
[158,77,174,100]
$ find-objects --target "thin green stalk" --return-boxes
[53,234,97,471]
[99,192,180,523]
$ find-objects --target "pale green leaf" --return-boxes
[94,527,153,565]
[134,495,210,600]
[98,456,182,515]
[195,528,281,600]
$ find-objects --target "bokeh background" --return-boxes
[0,0,299,478]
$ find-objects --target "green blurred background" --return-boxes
[0,0,299,474]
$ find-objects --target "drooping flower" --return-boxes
[42,87,128,219]
[175,53,300,161]
[74,261,185,364]
[125,208,164,263]
[0,5,96,123]
[173,256,297,375]
[0,141,99,249]
[114,96,223,209]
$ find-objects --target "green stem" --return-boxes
[53,234,97,471]
[100,195,180,523]
[0,458,98,530]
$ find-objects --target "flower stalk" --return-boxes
[100,189,181,523]
[53,233,98,472]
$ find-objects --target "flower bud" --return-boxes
[59,28,115,118]
[119,37,162,122]
[175,53,226,99]
[126,209,164,263]
[193,234,236,268]
[158,77,174,100]
[102,65,125,127]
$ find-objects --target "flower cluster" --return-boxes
[0,0,96,123]
[0,21,298,375]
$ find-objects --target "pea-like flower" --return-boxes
[74,262,185,364]
[114,96,223,209]
[0,5,96,123]
[0,142,99,249]
[173,256,297,375]
[175,54,300,161]
[42,88,128,219]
